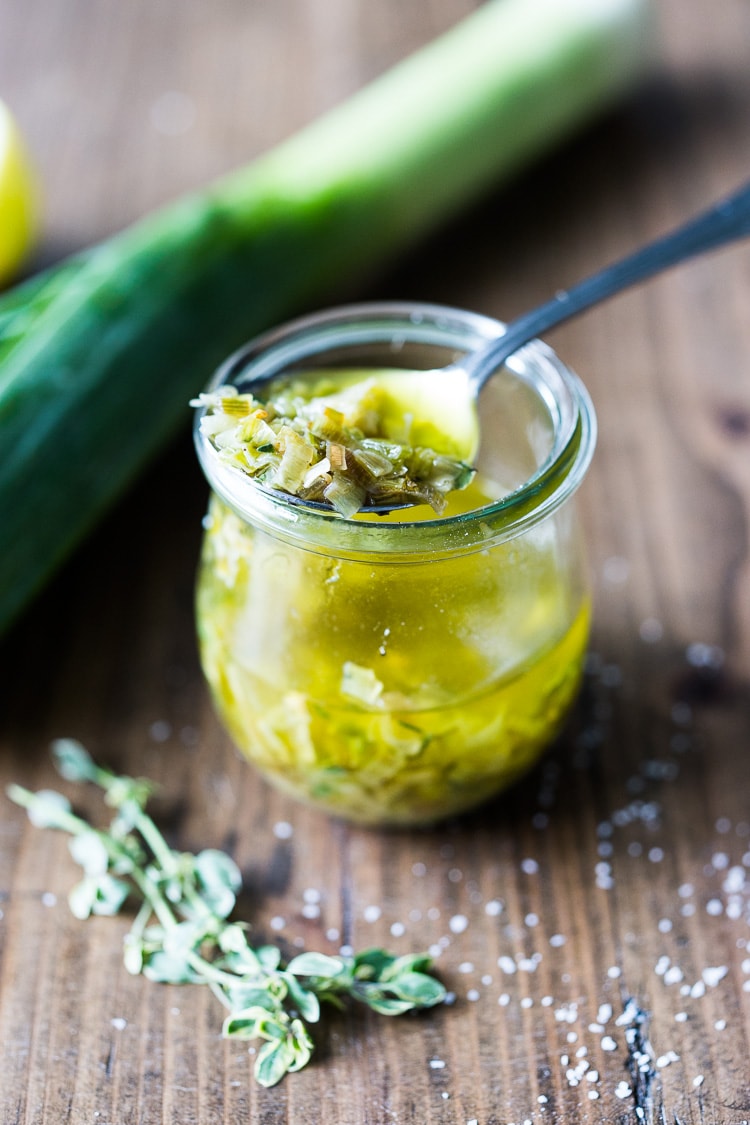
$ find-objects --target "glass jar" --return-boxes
[193,302,596,827]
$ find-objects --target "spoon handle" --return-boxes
[469,179,750,392]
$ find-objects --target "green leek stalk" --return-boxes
[0,0,655,634]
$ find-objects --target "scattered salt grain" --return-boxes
[639,617,664,643]
[149,720,172,743]
[429,1059,446,1069]
[702,965,728,988]
[693,1074,705,1089]
[485,900,503,916]
[715,1019,727,1031]
[607,966,622,979]
[41,892,57,908]
[363,905,381,923]
[449,914,469,934]
[390,922,406,937]
[412,862,427,877]
[273,821,293,840]
[601,1036,617,1052]
[458,962,475,974]
[498,956,517,975]
[110,1017,127,1031]
[706,899,723,916]
[675,1012,688,1022]
[521,858,539,875]
[269,916,285,931]
[467,989,480,1002]
[603,556,630,584]
[658,918,673,933]
[615,1081,632,1099]
[549,933,566,948]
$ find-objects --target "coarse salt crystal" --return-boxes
[601,1036,617,1052]
[615,1081,632,1099]
[703,965,728,988]
[429,1059,446,1069]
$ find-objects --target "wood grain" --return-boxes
[2,0,750,1121]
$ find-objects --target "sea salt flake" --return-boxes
[703,965,728,988]
[693,1074,705,1088]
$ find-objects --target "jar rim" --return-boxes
[194,301,597,557]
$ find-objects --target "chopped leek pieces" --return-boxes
[193,377,475,516]
[0,0,655,632]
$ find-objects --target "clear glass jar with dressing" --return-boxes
[193,302,596,826]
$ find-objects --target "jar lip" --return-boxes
[194,301,597,555]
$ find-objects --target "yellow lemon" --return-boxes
[0,99,39,286]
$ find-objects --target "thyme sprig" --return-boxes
[7,741,446,1087]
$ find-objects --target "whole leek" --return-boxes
[0,0,655,633]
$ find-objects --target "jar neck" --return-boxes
[195,302,596,560]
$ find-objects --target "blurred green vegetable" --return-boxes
[0,0,654,633]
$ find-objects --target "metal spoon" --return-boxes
[242,179,750,513]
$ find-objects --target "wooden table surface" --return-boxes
[2,1,750,1122]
